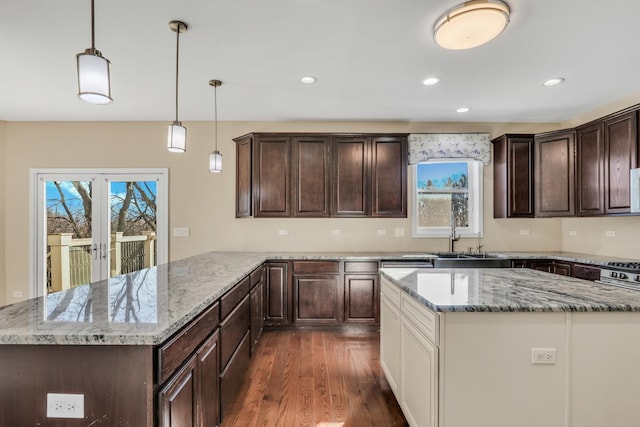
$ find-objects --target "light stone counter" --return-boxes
[1,250,637,346]
[380,267,640,313]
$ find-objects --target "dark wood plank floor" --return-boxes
[221,329,408,427]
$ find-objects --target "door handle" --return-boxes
[101,243,108,259]
[92,244,98,260]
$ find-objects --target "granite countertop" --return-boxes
[381,267,640,313]
[1,250,637,346]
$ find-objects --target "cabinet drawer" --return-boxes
[221,276,250,319]
[220,295,250,370]
[572,264,601,281]
[250,266,264,289]
[400,293,439,345]
[220,331,251,420]
[158,302,219,384]
[293,260,339,274]
[381,277,401,307]
[344,260,379,273]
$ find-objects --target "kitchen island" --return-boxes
[380,267,640,427]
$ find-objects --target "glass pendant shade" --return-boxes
[167,122,187,153]
[77,49,112,104]
[209,150,223,173]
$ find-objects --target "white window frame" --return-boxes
[29,168,169,298]
[412,159,483,238]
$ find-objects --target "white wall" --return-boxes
[2,120,560,304]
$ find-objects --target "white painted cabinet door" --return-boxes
[380,292,401,397]
[400,315,438,427]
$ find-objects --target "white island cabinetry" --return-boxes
[380,269,640,427]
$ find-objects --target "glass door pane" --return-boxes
[108,180,158,278]
[45,179,98,294]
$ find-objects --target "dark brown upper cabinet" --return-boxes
[534,130,576,217]
[234,133,408,218]
[603,111,637,214]
[492,134,535,218]
[332,135,369,217]
[370,135,408,217]
[235,135,252,218]
[292,136,331,217]
[576,122,605,216]
[576,110,638,216]
[254,135,291,217]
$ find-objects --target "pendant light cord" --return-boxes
[175,28,180,122]
[214,84,218,151]
[90,0,96,49]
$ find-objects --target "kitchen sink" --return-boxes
[431,252,510,268]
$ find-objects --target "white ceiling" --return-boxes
[2,0,640,123]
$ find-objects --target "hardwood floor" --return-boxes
[221,329,408,427]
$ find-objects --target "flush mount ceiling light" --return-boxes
[299,76,317,84]
[167,20,188,153]
[76,0,112,104]
[543,77,566,87]
[422,77,441,86]
[434,0,510,50]
[456,107,471,113]
[209,80,223,173]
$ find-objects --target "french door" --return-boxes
[31,169,168,298]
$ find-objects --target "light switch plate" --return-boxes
[173,227,190,237]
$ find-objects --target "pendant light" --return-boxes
[76,0,112,104]
[167,20,188,153]
[209,80,223,173]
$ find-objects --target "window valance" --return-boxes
[408,133,491,165]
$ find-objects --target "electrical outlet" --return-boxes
[331,229,342,236]
[568,230,577,237]
[531,348,556,365]
[377,229,387,236]
[605,230,615,237]
[47,393,84,418]
[172,227,190,237]
[394,227,405,237]
[12,291,23,298]
[278,229,289,236]
[520,229,530,235]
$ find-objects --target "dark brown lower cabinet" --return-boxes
[250,280,264,354]
[159,330,220,427]
[530,260,572,276]
[220,332,251,420]
[344,273,379,323]
[264,261,290,326]
[294,274,342,325]
[572,263,601,281]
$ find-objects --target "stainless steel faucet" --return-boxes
[449,209,460,252]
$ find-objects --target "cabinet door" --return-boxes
[552,262,572,276]
[264,262,289,325]
[535,131,576,217]
[493,135,535,218]
[344,273,379,323]
[400,316,438,427]
[159,354,198,427]
[371,135,407,217]
[291,136,331,217]
[604,112,638,214]
[293,274,342,325]
[235,135,252,218]
[576,123,605,216]
[380,289,401,398]
[332,136,369,217]
[572,263,600,281]
[250,281,264,355]
[219,332,250,421]
[254,136,290,217]
[197,332,220,427]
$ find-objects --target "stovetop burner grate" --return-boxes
[607,262,640,272]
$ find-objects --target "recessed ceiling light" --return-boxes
[543,77,565,87]
[433,0,511,50]
[456,107,471,113]
[299,76,317,84]
[422,77,441,86]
